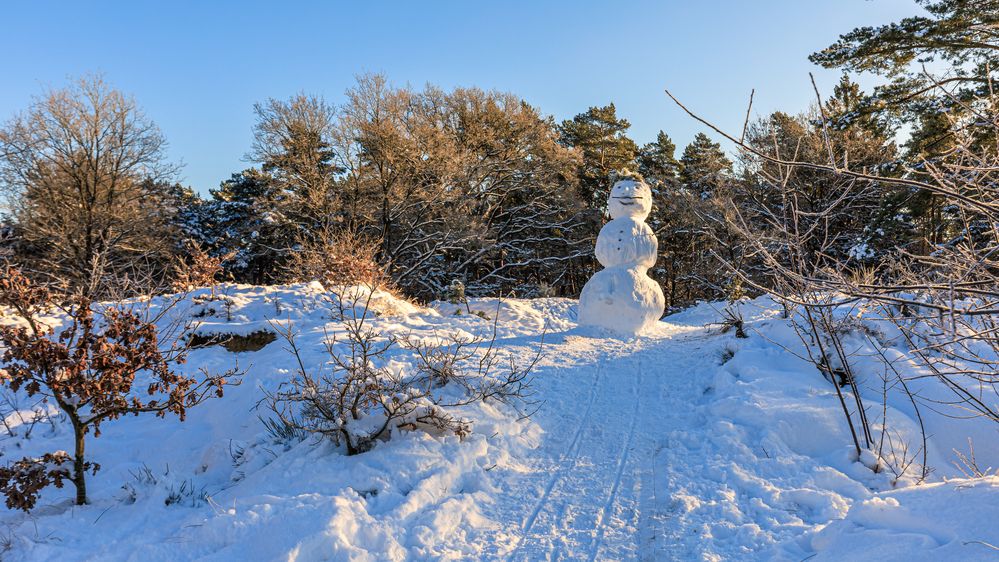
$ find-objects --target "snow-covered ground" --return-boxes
[0,284,997,561]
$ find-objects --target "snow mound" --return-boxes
[807,478,999,560]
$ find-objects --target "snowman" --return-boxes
[578,176,666,334]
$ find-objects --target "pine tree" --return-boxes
[205,169,292,284]
[679,133,732,198]
[637,131,683,300]
[249,94,345,259]
[558,103,639,206]
[811,0,999,157]
[738,76,904,268]
[143,181,211,251]
[637,131,682,190]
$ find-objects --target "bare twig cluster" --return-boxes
[265,285,541,455]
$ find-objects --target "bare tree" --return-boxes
[665,68,999,472]
[0,75,179,297]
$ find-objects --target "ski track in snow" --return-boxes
[495,324,721,562]
[512,359,604,551]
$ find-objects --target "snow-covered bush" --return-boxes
[265,287,539,455]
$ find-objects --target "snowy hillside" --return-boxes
[1,284,997,561]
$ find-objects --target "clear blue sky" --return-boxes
[2,0,920,193]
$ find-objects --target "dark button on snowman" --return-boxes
[578,176,666,334]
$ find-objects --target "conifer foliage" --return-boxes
[558,103,639,206]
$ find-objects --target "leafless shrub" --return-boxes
[867,333,930,483]
[716,306,748,339]
[665,68,999,473]
[264,284,540,455]
[953,438,996,478]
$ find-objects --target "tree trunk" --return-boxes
[73,424,87,505]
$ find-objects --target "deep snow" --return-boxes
[0,284,997,561]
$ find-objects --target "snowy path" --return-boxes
[485,322,719,561]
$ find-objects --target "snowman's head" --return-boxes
[607,178,652,220]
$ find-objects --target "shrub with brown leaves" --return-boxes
[284,226,391,290]
[171,242,233,294]
[0,452,90,511]
[0,266,241,509]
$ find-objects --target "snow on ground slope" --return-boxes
[0,285,997,560]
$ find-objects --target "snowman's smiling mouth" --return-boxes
[613,196,642,206]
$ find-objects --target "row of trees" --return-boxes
[0,73,741,307]
[2,1,986,315]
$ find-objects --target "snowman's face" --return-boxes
[607,179,652,220]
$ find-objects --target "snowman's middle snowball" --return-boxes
[595,217,658,269]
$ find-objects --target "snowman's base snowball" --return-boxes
[578,267,665,335]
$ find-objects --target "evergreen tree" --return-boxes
[811,0,999,157]
[637,131,683,302]
[679,133,732,198]
[739,76,904,269]
[558,103,638,206]
[637,131,682,190]
[811,0,995,248]
[141,181,212,251]
[205,169,291,284]
[249,94,344,236]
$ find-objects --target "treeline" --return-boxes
[0,74,727,306]
[1,0,990,312]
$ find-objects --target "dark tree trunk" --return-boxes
[73,424,87,505]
